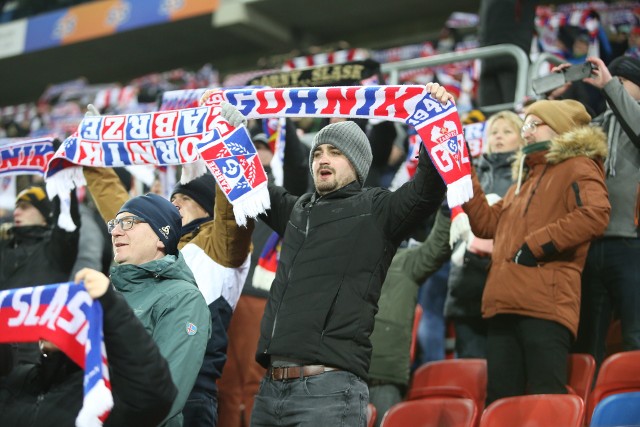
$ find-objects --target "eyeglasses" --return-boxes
[107,215,147,233]
[520,121,545,138]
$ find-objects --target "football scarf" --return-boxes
[0,282,112,427]
[252,231,281,292]
[0,137,56,177]
[45,85,472,228]
[201,85,472,207]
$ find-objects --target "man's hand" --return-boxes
[512,243,537,267]
[583,56,612,89]
[75,268,110,299]
[220,101,248,128]
[426,82,454,105]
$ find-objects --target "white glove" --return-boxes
[449,212,472,249]
[450,240,467,267]
[85,104,100,117]
[221,102,247,128]
[486,193,502,206]
[180,158,208,184]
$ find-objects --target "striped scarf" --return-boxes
[45,85,472,227]
[0,282,112,427]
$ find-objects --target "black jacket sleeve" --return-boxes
[376,144,447,244]
[100,286,177,427]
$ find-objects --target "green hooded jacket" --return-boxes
[110,253,210,426]
[368,208,451,386]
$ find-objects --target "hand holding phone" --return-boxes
[532,62,597,95]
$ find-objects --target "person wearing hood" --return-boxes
[462,99,610,404]
[0,184,80,370]
[571,55,640,368]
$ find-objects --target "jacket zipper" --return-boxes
[523,164,549,216]
[264,195,320,354]
[31,393,45,426]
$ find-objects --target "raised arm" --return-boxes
[83,167,130,222]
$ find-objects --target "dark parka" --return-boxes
[463,126,611,336]
[0,201,80,368]
[0,285,177,427]
[257,148,446,380]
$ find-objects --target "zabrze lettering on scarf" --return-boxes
[0,137,56,177]
[0,282,112,427]
[46,85,472,221]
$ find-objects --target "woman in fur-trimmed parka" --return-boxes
[462,99,610,404]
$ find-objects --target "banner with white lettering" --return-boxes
[45,86,472,226]
[0,282,112,427]
[0,137,56,177]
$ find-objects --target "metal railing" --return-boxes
[380,43,531,114]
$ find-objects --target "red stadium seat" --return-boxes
[407,358,487,417]
[479,394,585,427]
[586,350,640,425]
[380,397,477,427]
[367,403,377,427]
[566,353,596,403]
[409,304,423,366]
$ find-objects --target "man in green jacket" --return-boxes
[368,207,451,426]
[108,193,210,426]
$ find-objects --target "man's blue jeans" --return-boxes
[573,237,640,366]
[250,370,369,427]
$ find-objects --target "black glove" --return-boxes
[513,243,537,267]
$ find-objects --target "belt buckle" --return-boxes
[270,366,289,381]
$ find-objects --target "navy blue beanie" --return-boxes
[170,173,216,217]
[118,193,182,255]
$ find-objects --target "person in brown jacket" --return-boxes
[462,99,610,405]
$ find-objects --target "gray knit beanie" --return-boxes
[308,121,373,185]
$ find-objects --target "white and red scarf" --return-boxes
[0,282,112,427]
[45,85,472,227]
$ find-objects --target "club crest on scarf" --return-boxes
[198,117,268,202]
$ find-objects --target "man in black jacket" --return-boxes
[0,267,177,427]
[222,82,450,427]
